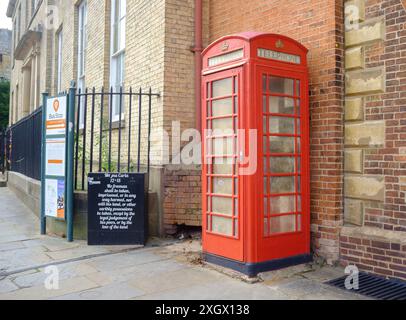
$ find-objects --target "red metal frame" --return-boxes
[202,32,309,266]
[202,68,244,261]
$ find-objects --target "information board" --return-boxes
[43,96,67,219]
[46,96,67,135]
[45,137,66,177]
[44,179,65,219]
[87,173,148,245]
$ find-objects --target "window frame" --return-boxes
[56,29,63,93]
[110,0,126,123]
[77,0,88,129]
[17,4,21,42]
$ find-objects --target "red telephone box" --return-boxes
[201,32,311,276]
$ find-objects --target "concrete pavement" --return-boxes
[0,187,368,300]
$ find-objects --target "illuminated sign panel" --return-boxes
[257,48,301,64]
[208,49,244,67]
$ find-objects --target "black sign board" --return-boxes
[87,173,148,245]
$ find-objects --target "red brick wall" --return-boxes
[340,235,406,280]
[163,165,202,234]
[361,0,406,232]
[209,0,345,262]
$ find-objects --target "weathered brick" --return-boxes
[344,175,385,201]
[345,46,364,70]
[345,18,385,47]
[345,121,385,147]
[345,98,364,121]
[346,68,385,95]
[344,150,363,173]
[371,240,391,250]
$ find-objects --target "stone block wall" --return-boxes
[342,0,406,280]
[9,0,51,122]
[0,29,12,81]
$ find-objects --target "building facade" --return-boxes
[0,29,12,81]
[6,0,406,280]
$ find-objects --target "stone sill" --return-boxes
[341,225,406,245]
[101,119,126,131]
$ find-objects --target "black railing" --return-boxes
[74,87,159,191]
[0,130,5,173]
[6,108,42,180]
[3,87,159,188]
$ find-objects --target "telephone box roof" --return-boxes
[202,31,309,56]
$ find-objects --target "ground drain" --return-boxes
[326,272,406,300]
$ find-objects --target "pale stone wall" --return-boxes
[8,0,201,233]
[163,0,195,139]
[124,0,166,165]
[57,0,78,92]
[0,54,11,82]
[9,0,66,124]
[343,0,386,226]
[0,29,12,81]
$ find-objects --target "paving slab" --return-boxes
[0,279,19,294]
[84,272,115,287]
[22,238,82,251]
[11,261,99,288]
[86,250,169,273]
[88,258,188,286]
[128,267,214,294]
[52,282,145,300]
[0,276,99,300]
[0,241,26,252]
[134,279,291,300]
[0,187,367,300]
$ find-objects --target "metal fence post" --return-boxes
[40,92,49,235]
[67,81,76,242]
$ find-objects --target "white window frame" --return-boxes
[13,19,17,50]
[57,30,63,93]
[17,5,21,42]
[110,0,126,123]
[31,0,38,16]
[77,1,87,129]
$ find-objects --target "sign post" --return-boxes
[40,89,74,241]
[87,173,148,245]
[40,92,48,235]
[66,82,76,242]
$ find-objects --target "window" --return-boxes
[262,75,302,236]
[56,30,63,93]
[110,0,126,122]
[31,0,37,16]
[77,1,87,128]
[13,19,16,50]
[25,1,29,31]
[31,0,40,17]
[17,5,21,42]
